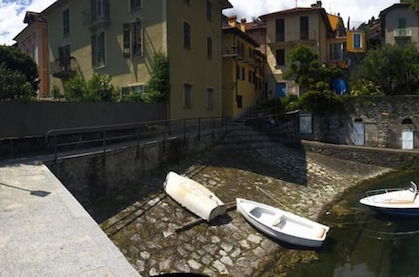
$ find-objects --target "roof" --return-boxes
[327,14,341,32]
[13,11,46,41]
[259,7,333,33]
[379,3,411,18]
[223,26,260,47]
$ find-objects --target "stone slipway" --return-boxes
[0,163,138,277]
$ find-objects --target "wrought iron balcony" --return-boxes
[51,57,77,79]
[394,28,412,37]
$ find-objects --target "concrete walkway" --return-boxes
[0,163,138,277]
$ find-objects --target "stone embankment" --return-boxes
[101,123,390,276]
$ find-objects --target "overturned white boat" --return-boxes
[359,181,419,216]
[163,172,226,222]
[237,198,329,247]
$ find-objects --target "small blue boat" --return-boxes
[360,182,419,216]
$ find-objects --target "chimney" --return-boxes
[240,18,247,32]
[347,16,350,30]
[311,1,322,7]
[227,16,237,28]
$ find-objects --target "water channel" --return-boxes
[271,170,419,277]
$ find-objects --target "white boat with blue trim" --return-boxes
[236,198,329,247]
[359,181,419,216]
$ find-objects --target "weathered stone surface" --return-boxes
[100,123,390,277]
[140,251,150,259]
[212,260,229,275]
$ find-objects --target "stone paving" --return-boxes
[101,124,391,276]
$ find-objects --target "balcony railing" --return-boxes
[51,57,77,79]
[394,28,412,37]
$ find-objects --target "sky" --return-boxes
[0,0,400,45]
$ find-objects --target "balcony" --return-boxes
[394,28,412,37]
[51,57,77,79]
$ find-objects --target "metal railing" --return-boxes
[51,56,77,78]
[45,117,228,162]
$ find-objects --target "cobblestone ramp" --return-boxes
[0,163,139,277]
[101,123,391,276]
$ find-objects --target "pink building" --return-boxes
[14,11,49,98]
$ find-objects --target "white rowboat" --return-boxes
[359,181,419,216]
[163,172,226,222]
[236,198,329,247]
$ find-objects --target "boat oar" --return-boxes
[174,201,236,233]
[256,186,292,211]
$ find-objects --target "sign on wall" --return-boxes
[299,113,313,135]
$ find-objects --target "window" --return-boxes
[121,84,145,96]
[236,95,243,108]
[237,41,244,57]
[236,65,240,79]
[353,33,361,49]
[183,84,192,108]
[398,17,406,29]
[275,18,284,42]
[207,0,212,20]
[63,9,70,36]
[184,0,190,5]
[91,0,109,20]
[207,37,212,59]
[207,88,214,110]
[329,42,344,61]
[300,16,309,40]
[123,21,143,57]
[183,22,191,49]
[241,67,245,81]
[130,0,142,12]
[276,49,285,66]
[91,32,106,67]
[58,44,71,68]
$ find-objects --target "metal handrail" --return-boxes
[46,116,227,162]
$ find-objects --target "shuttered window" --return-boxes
[275,18,284,42]
[183,84,192,108]
[207,37,212,59]
[276,49,285,66]
[183,22,191,49]
[130,0,142,12]
[300,16,309,40]
[123,20,143,58]
[63,9,70,36]
[91,32,106,67]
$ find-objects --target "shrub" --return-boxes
[0,63,34,101]
[64,75,87,101]
[64,73,116,102]
[299,90,342,115]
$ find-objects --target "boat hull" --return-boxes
[164,172,226,222]
[362,204,419,216]
[237,199,327,248]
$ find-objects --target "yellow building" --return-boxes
[41,0,232,120]
[222,16,265,118]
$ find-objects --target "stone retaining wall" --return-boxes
[302,140,419,169]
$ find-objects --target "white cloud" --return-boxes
[225,0,400,28]
[0,0,56,45]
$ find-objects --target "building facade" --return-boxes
[41,0,231,120]
[222,16,265,118]
[380,3,419,48]
[259,1,366,98]
[13,12,49,98]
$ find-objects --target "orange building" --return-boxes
[13,11,49,98]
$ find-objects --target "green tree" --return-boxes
[401,0,419,13]
[64,75,88,101]
[351,44,419,95]
[299,90,343,115]
[0,64,34,101]
[0,45,39,92]
[143,52,170,103]
[284,44,342,92]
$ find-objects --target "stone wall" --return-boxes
[46,129,226,206]
[301,96,419,149]
[302,140,419,169]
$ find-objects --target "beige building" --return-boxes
[222,16,266,118]
[380,3,419,47]
[41,0,232,120]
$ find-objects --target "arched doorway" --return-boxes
[402,118,414,150]
[352,118,365,146]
